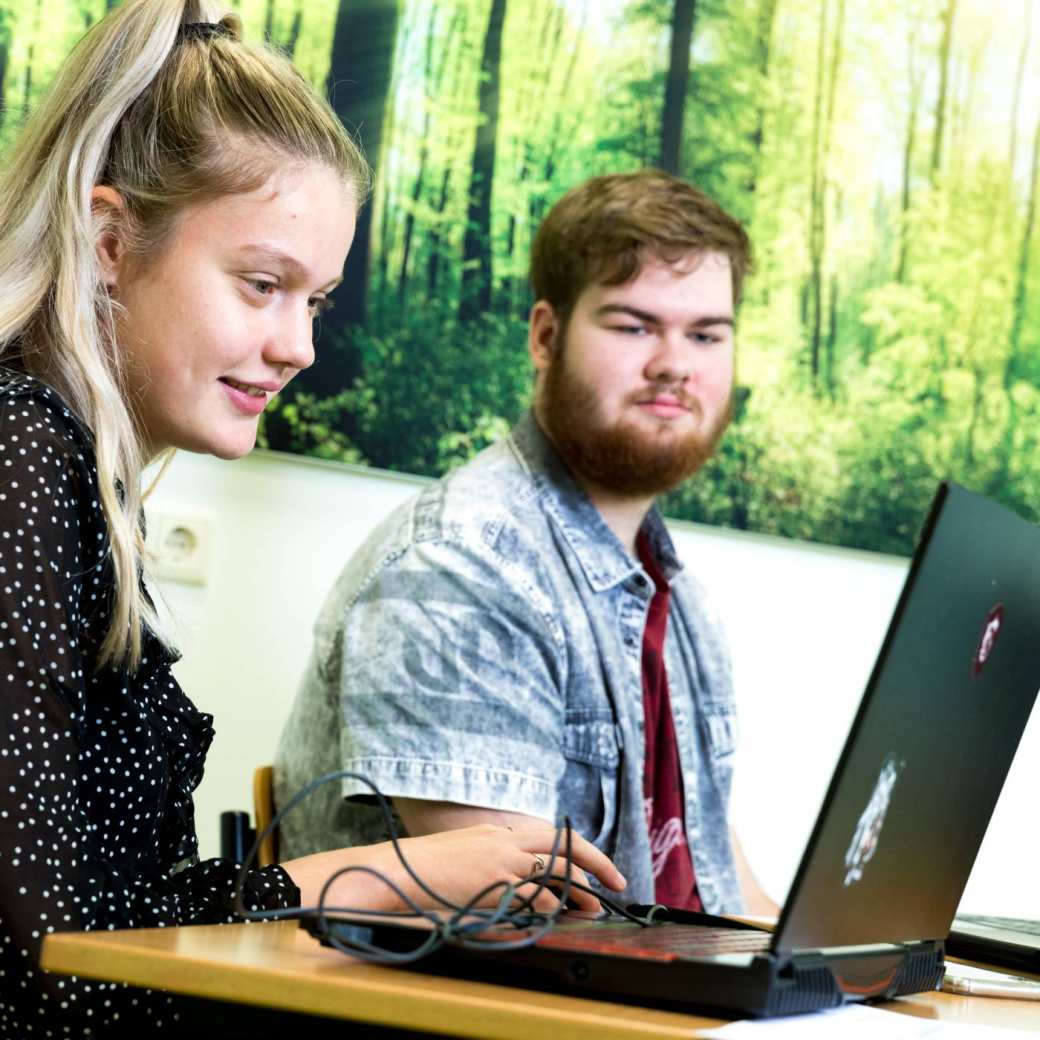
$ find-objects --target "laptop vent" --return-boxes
[766,966,843,1016]
[890,949,944,996]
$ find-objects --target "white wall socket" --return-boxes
[148,512,211,586]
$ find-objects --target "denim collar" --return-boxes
[508,410,683,593]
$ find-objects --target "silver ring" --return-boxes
[532,854,546,874]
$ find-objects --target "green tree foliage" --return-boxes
[5,0,1040,554]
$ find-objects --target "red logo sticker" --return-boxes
[972,603,1004,676]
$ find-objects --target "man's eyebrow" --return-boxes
[595,304,734,327]
[238,244,343,290]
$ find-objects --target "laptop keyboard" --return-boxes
[535,924,773,962]
[955,914,1040,936]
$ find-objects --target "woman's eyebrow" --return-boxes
[237,244,343,289]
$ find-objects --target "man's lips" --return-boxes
[635,394,694,418]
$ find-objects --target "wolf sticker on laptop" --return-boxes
[844,753,904,887]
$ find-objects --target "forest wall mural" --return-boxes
[2,0,1038,554]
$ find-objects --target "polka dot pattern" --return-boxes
[0,374,299,1036]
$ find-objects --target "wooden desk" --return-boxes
[41,922,1040,1039]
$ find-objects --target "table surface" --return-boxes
[41,921,1040,1039]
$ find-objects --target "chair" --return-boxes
[252,764,278,867]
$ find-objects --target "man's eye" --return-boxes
[613,324,646,335]
[310,297,335,317]
[247,278,277,296]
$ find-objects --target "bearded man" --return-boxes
[275,170,774,914]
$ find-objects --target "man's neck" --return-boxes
[579,481,655,559]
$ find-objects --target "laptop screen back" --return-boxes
[773,483,1040,952]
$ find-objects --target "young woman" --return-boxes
[0,2,625,1034]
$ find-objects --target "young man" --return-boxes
[276,170,774,914]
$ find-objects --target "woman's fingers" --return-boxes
[513,827,627,892]
[524,858,602,912]
[513,881,563,913]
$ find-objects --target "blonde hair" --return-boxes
[0,0,369,670]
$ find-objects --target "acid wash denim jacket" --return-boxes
[275,411,744,912]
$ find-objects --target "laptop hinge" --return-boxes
[779,942,916,958]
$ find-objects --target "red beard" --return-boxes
[538,351,732,497]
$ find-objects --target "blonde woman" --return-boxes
[0,1,624,1033]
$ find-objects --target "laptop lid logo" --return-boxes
[972,604,1004,677]
[844,753,903,886]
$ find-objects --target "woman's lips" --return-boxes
[220,378,271,416]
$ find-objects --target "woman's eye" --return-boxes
[247,278,277,296]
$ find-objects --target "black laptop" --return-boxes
[308,482,1040,1017]
[947,914,1040,976]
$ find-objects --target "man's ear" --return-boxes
[91,185,128,290]
[528,300,560,373]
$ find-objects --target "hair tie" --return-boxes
[178,22,234,42]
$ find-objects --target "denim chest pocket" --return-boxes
[699,703,737,797]
[560,711,620,850]
[701,703,737,758]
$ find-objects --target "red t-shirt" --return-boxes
[637,532,702,910]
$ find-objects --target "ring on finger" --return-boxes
[532,854,546,874]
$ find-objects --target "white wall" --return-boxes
[146,447,1040,919]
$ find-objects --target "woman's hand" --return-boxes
[282,823,626,914]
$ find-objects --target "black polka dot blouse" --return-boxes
[0,373,300,1036]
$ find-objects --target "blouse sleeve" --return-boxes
[0,391,297,1029]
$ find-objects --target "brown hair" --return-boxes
[530,169,751,324]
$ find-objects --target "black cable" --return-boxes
[230,769,653,966]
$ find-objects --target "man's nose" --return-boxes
[645,329,693,383]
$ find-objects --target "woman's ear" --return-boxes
[91,185,127,290]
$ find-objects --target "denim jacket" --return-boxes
[275,412,743,912]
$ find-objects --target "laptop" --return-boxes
[947,914,1040,976]
[305,482,1040,1017]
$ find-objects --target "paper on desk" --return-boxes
[700,1003,1035,1038]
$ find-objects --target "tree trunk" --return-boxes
[284,4,304,59]
[427,164,453,298]
[989,114,1039,493]
[458,0,508,323]
[930,0,958,187]
[0,9,10,131]
[306,0,399,393]
[746,0,778,197]
[21,0,44,122]
[821,0,845,386]
[397,7,440,303]
[1010,110,1040,360]
[537,0,588,208]
[806,0,828,384]
[897,16,923,284]
[1008,1,1031,173]
[263,0,275,44]
[658,0,697,175]
[400,6,463,305]
[503,1,564,311]
[425,7,471,301]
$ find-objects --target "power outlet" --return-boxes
[148,513,211,586]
